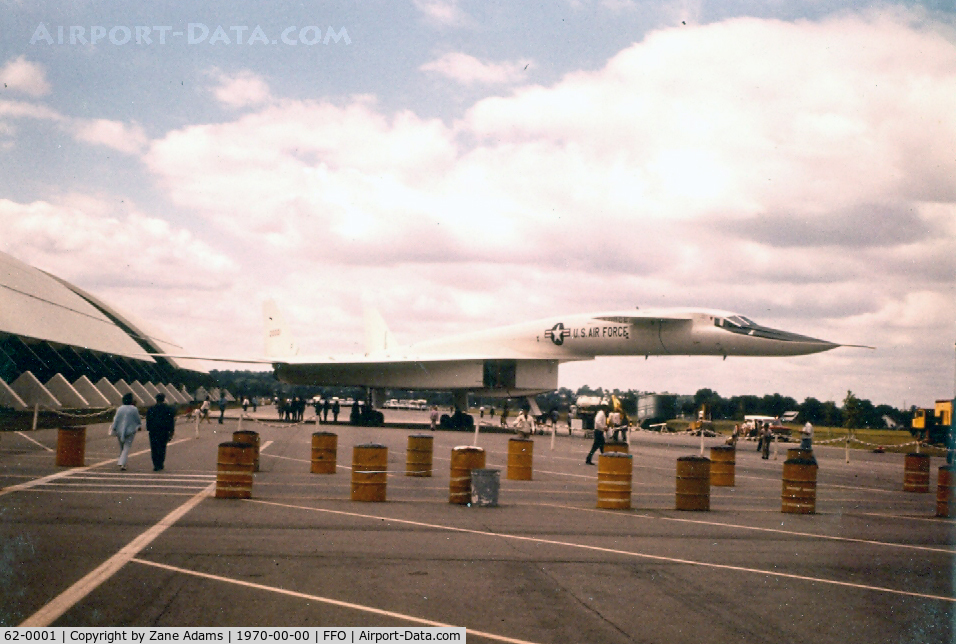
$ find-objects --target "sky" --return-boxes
[1,0,954,409]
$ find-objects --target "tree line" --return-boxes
[211,370,913,430]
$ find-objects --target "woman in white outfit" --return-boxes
[110,392,141,470]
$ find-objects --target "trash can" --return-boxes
[471,468,500,507]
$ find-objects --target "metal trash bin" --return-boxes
[470,468,500,507]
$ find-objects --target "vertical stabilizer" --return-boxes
[364,307,398,355]
[263,299,299,358]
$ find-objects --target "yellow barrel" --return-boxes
[710,445,735,487]
[406,434,434,477]
[311,432,337,474]
[450,446,486,504]
[936,465,955,518]
[676,456,710,511]
[216,441,255,499]
[507,438,533,480]
[597,452,632,509]
[604,441,629,454]
[903,453,930,493]
[351,443,388,502]
[55,426,86,467]
[233,430,260,472]
[782,457,818,514]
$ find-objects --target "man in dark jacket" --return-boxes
[146,393,176,471]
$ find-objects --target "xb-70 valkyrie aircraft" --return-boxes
[216,301,856,416]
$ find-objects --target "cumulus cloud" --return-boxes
[421,53,533,85]
[209,69,272,108]
[413,0,471,26]
[0,99,63,121]
[0,56,51,97]
[133,12,955,401]
[0,196,236,289]
[72,118,149,154]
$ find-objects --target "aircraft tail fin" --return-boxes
[263,299,299,358]
[364,307,398,354]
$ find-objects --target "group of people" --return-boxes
[195,394,227,424]
[109,392,176,472]
[276,396,308,421]
[313,398,342,423]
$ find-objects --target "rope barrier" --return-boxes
[811,435,948,454]
[235,413,309,430]
[38,407,114,419]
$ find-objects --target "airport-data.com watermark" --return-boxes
[30,23,351,46]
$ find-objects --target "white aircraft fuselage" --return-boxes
[272,308,839,398]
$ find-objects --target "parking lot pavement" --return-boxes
[2,416,953,642]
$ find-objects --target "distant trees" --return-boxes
[208,370,912,428]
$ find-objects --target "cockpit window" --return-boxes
[715,316,758,330]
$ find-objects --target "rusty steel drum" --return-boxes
[311,432,338,474]
[216,442,255,499]
[676,456,710,511]
[782,457,818,514]
[232,430,260,472]
[787,448,816,463]
[55,426,86,467]
[936,465,955,518]
[903,453,930,493]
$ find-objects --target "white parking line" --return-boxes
[131,558,542,644]
[0,437,193,498]
[14,432,55,452]
[534,502,956,555]
[20,481,215,627]
[248,498,956,604]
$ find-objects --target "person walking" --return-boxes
[110,392,141,471]
[761,424,772,459]
[429,405,439,431]
[218,393,227,424]
[145,393,176,472]
[585,408,607,465]
[200,396,211,424]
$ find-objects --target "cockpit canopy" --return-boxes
[714,315,758,332]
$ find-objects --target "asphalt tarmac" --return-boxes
[1,408,953,643]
